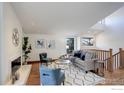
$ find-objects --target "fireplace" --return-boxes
[11,56,21,77]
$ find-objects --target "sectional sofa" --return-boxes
[70,50,97,73]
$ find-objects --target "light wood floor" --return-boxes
[100,69,124,85]
[26,62,124,85]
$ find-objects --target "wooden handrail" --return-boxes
[81,49,110,52]
[104,52,120,61]
[113,52,120,57]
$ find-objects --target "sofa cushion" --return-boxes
[75,58,85,64]
[80,50,87,60]
[74,56,95,71]
[85,52,93,61]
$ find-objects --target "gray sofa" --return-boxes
[70,50,96,73]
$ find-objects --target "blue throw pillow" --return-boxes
[74,53,78,57]
[81,55,85,61]
[74,52,81,58]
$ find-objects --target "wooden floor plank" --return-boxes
[26,62,40,85]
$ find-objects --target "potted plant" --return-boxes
[22,37,32,64]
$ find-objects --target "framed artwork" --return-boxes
[12,28,19,47]
[47,40,55,49]
[36,39,45,48]
[81,37,94,46]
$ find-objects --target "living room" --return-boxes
[1,1,124,90]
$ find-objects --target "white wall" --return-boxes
[96,6,124,53]
[26,33,97,61]
[0,2,4,84]
[22,33,95,62]
[26,34,67,61]
[0,3,22,84]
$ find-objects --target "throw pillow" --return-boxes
[81,55,85,61]
[85,52,92,61]
[74,51,81,58]
[74,52,78,57]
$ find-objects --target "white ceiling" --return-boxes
[11,2,124,36]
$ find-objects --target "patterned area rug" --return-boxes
[48,62,105,85]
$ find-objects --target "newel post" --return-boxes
[119,48,123,69]
[109,48,113,72]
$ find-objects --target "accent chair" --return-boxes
[39,65,65,85]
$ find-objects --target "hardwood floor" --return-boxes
[26,62,124,85]
[102,69,124,85]
[26,62,40,85]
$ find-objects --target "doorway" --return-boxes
[66,38,74,54]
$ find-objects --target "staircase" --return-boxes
[85,48,124,72]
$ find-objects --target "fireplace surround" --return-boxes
[11,56,21,83]
[9,56,32,85]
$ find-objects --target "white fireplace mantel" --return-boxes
[6,65,32,85]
